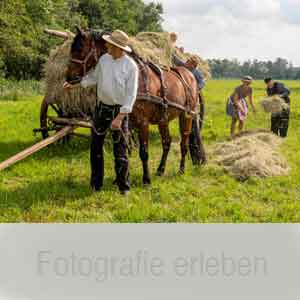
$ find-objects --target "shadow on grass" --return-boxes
[0,129,163,163]
[0,178,94,212]
[0,137,91,162]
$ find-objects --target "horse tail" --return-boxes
[198,90,205,131]
[189,115,207,165]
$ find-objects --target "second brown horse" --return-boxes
[66,28,206,185]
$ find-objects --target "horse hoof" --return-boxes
[143,178,151,186]
[156,170,164,177]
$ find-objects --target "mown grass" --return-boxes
[0,79,299,222]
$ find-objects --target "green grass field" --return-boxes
[0,79,299,222]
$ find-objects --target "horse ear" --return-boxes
[75,25,86,38]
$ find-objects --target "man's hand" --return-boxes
[111,113,127,130]
[111,113,126,130]
[63,82,79,90]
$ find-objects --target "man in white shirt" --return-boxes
[64,30,139,195]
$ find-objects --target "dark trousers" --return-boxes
[90,103,130,192]
[271,108,290,138]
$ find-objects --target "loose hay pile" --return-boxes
[261,95,289,114]
[213,130,290,180]
[44,31,210,116]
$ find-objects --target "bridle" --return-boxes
[70,39,98,76]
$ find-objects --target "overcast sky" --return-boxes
[147,0,300,66]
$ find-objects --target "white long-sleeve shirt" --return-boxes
[81,53,139,113]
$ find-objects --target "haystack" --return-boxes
[213,130,290,180]
[261,96,289,114]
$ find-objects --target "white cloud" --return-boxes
[147,0,300,65]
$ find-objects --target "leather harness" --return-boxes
[132,54,195,116]
[70,41,195,115]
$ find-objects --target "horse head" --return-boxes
[66,26,109,83]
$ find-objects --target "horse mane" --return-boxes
[71,29,111,53]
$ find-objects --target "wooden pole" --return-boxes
[0,126,74,172]
[49,117,93,129]
[44,29,70,40]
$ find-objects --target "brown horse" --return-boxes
[66,28,206,185]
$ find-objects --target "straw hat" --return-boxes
[189,55,200,66]
[170,32,178,38]
[242,75,253,83]
[102,30,132,53]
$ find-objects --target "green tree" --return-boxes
[78,0,163,34]
[0,0,164,79]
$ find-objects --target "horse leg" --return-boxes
[156,122,172,176]
[179,113,193,174]
[138,124,151,185]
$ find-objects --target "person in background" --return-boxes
[173,54,207,163]
[226,76,256,139]
[169,32,178,48]
[173,55,206,92]
[264,77,291,138]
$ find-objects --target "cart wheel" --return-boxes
[40,96,69,142]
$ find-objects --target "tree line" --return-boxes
[0,0,163,80]
[1,1,299,81]
[208,58,300,80]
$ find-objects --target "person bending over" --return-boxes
[264,77,291,138]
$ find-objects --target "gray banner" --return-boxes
[0,224,299,299]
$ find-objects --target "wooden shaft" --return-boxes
[44,29,70,40]
[49,117,93,129]
[0,126,74,172]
